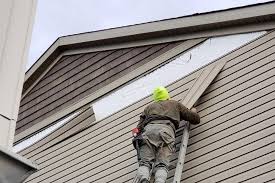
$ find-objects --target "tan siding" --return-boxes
[22,31,275,183]
[19,107,95,157]
[22,69,199,183]
[17,42,181,135]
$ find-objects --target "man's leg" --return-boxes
[154,145,173,183]
[155,126,175,183]
[135,142,155,183]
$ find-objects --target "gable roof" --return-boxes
[16,1,275,144]
[24,1,275,94]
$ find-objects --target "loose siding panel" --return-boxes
[17,41,181,135]
[22,31,275,183]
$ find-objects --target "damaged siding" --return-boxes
[16,42,182,135]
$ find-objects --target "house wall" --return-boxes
[16,41,182,135]
[20,30,275,182]
[0,0,36,148]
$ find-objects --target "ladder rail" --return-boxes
[172,60,227,183]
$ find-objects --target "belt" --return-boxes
[147,120,176,132]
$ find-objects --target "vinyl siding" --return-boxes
[21,30,275,183]
[19,107,95,157]
[16,41,181,135]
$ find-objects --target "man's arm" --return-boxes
[178,102,200,125]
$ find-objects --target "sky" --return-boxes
[27,0,274,70]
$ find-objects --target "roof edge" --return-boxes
[24,1,275,92]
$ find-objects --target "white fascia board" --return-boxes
[25,39,60,81]
[59,2,275,46]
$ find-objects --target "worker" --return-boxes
[133,86,200,183]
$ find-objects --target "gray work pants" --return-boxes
[139,121,175,171]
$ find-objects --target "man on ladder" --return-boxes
[132,86,200,183]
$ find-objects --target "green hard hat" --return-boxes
[153,86,170,102]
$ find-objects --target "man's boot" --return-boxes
[154,168,168,183]
[133,166,150,183]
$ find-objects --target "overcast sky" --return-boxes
[27,0,274,70]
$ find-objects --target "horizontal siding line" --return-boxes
[189,95,275,148]
[33,51,106,87]
[192,82,275,136]
[182,119,275,170]
[198,74,275,118]
[19,48,130,111]
[167,142,273,182]
[72,138,275,183]
[170,113,275,168]
[38,54,87,82]
[182,135,275,179]
[28,52,100,95]
[55,123,275,183]
[22,54,86,100]
[21,48,134,106]
[25,73,197,160]
[166,128,275,182]
[214,156,275,183]
[25,93,192,180]
[187,107,275,154]
[17,43,172,128]
[183,126,275,177]
[24,82,189,160]
[198,71,275,117]
[28,90,274,182]
[28,89,188,173]
[264,178,275,183]
[239,169,275,183]
[27,93,274,181]
[25,94,187,168]
[40,52,100,81]
[20,108,93,156]
[191,90,275,144]
[27,106,275,182]
[199,48,275,106]
[183,153,275,183]
[200,36,275,98]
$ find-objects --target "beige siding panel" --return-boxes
[20,107,95,156]
[23,71,199,160]
[174,112,275,182]
[241,169,275,183]
[17,42,180,135]
[199,151,275,183]
[24,78,196,183]
[23,31,275,183]
[74,103,275,183]
[186,81,275,155]
[190,56,275,142]
[20,50,128,106]
[27,71,275,182]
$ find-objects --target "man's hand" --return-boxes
[191,107,197,113]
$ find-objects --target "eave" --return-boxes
[23,1,275,94]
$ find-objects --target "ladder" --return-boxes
[172,59,228,183]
